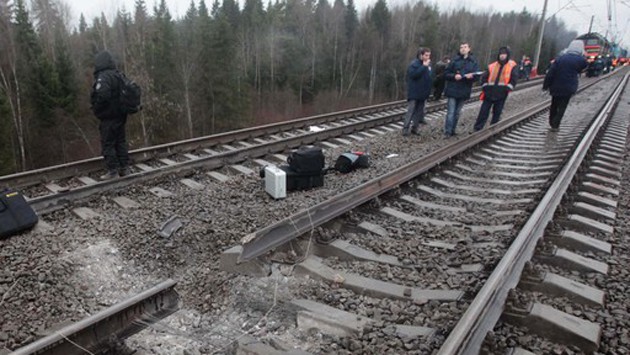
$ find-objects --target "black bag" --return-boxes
[279,165,324,191]
[117,71,142,114]
[0,190,38,238]
[334,152,370,174]
[287,146,325,174]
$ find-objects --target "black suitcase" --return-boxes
[287,146,325,174]
[0,190,38,238]
[279,165,324,191]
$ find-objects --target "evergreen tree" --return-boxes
[344,0,357,41]
[79,13,87,33]
[14,0,62,167]
[0,90,16,175]
[209,4,248,132]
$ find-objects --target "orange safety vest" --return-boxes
[480,59,517,100]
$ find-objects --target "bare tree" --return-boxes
[0,0,27,170]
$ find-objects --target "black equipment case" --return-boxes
[278,165,324,191]
[287,146,325,174]
[0,190,38,238]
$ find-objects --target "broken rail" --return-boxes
[10,279,180,355]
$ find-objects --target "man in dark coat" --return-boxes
[402,47,432,136]
[432,56,450,100]
[543,40,588,131]
[443,42,480,137]
[473,46,519,131]
[90,51,130,180]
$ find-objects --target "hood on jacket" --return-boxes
[497,46,511,63]
[565,40,585,56]
[94,51,116,74]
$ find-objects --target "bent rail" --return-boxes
[10,279,180,355]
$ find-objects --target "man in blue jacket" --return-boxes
[543,40,588,131]
[402,47,432,136]
[443,42,480,137]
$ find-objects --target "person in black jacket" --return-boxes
[542,40,588,131]
[432,56,450,100]
[90,51,130,180]
[473,46,519,131]
[443,42,480,137]
[402,47,432,136]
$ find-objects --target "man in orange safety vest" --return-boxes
[473,46,519,131]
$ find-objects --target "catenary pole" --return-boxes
[533,0,549,76]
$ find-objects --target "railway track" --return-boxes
[0,79,543,215]
[220,72,629,354]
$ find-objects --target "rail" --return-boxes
[9,279,180,355]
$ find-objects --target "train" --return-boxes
[575,32,611,61]
[575,32,628,65]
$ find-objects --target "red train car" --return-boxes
[575,32,611,62]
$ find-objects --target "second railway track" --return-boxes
[2,79,545,214]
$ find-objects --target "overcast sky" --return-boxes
[63,0,630,48]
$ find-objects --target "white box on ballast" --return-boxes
[264,165,286,199]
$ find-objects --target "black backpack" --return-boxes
[117,71,142,114]
[1,189,38,238]
[334,152,369,174]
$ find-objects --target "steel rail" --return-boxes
[10,279,180,355]
[237,73,611,263]
[0,78,543,189]
[437,72,629,355]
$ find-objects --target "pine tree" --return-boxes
[14,0,62,167]
[178,0,199,138]
[344,0,357,41]
[79,13,87,33]
[209,2,248,132]
[0,89,16,175]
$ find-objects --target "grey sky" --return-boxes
[62,0,629,48]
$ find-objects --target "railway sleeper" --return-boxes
[517,271,605,307]
[534,247,609,275]
[502,302,601,354]
[291,299,434,339]
[294,256,463,302]
[235,335,312,355]
[545,230,612,254]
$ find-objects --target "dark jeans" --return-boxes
[403,99,426,133]
[474,98,506,131]
[99,117,129,171]
[549,96,571,129]
[444,97,467,136]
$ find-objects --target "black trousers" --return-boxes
[433,79,445,100]
[99,117,129,171]
[474,98,506,131]
[549,96,571,129]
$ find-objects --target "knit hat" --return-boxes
[497,46,511,62]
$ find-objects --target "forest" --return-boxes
[0,0,578,174]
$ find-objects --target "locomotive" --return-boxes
[575,32,611,62]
